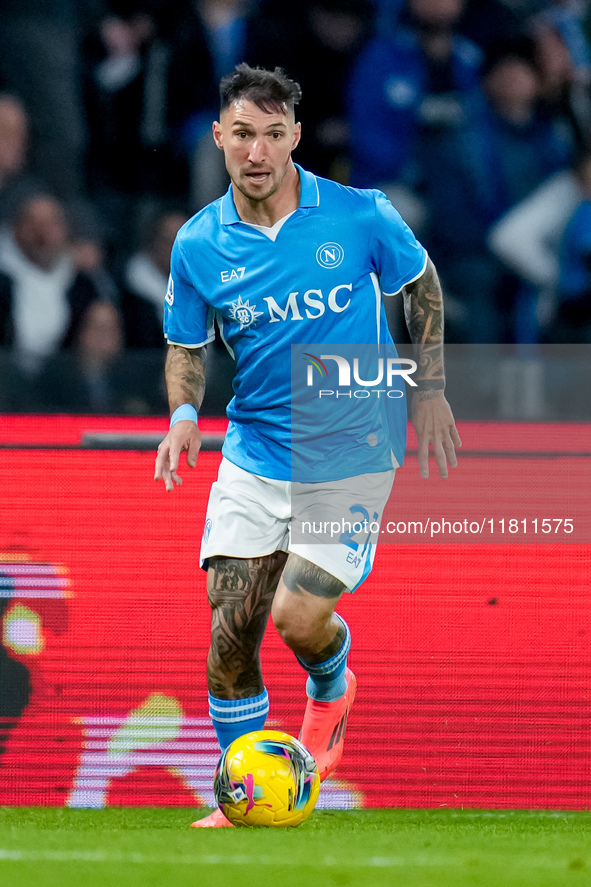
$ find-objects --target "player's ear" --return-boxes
[291,122,301,152]
[212,121,223,150]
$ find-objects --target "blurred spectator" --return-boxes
[554,149,591,341]
[198,0,253,82]
[536,0,591,77]
[0,0,587,389]
[477,40,571,218]
[349,18,573,342]
[0,193,99,370]
[35,298,165,413]
[348,0,483,190]
[121,207,188,348]
[0,0,95,201]
[83,4,186,244]
[426,41,573,342]
[376,0,537,45]
[530,12,591,148]
[488,149,588,302]
[168,0,256,209]
[0,96,27,188]
[295,0,372,181]
[247,0,373,181]
[349,0,491,339]
[0,95,38,226]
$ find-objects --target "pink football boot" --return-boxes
[299,668,357,782]
[191,808,233,828]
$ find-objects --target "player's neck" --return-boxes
[233,163,301,227]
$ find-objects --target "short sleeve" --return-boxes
[370,191,428,295]
[163,237,215,347]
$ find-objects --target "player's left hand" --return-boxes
[411,390,461,479]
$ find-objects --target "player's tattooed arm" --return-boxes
[401,256,445,396]
[154,345,206,490]
[401,257,461,478]
[165,344,207,412]
[207,553,287,698]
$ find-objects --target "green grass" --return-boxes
[0,807,590,887]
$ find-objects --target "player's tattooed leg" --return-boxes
[272,554,346,663]
[308,620,347,664]
[207,552,287,699]
[280,554,345,599]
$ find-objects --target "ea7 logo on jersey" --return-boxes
[221,266,246,282]
[316,242,344,269]
[229,295,263,329]
[165,276,174,306]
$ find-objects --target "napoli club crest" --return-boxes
[316,242,344,269]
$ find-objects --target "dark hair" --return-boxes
[219,63,302,115]
[139,204,189,250]
[10,190,65,226]
[480,37,538,80]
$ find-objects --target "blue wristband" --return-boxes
[170,404,198,427]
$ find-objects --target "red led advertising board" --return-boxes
[0,419,589,810]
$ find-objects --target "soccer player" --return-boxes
[154,64,461,827]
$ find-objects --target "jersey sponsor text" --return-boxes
[264,284,353,323]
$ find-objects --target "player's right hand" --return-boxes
[154,421,202,492]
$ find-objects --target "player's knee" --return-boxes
[275,622,316,657]
[272,601,325,657]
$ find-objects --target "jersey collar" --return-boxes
[220,164,320,226]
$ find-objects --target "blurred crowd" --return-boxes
[1,0,591,415]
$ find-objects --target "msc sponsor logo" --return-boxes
[229,295,264,329]
[264,284,352,323]
[227,284,354,328]
[316,242,344,268]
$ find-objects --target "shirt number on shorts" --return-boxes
[339,505,379,566]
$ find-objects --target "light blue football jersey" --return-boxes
[164,165,427,481]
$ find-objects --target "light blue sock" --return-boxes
[208,688,269,750]
[297,617,351,702]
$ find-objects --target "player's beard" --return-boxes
[235,168,284,203]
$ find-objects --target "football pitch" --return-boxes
[0,808,589,887]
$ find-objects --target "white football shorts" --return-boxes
[200,457,395,592]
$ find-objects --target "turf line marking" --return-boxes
[0,849,573,869]
[0,850,462,867]
[445,811,583,820]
